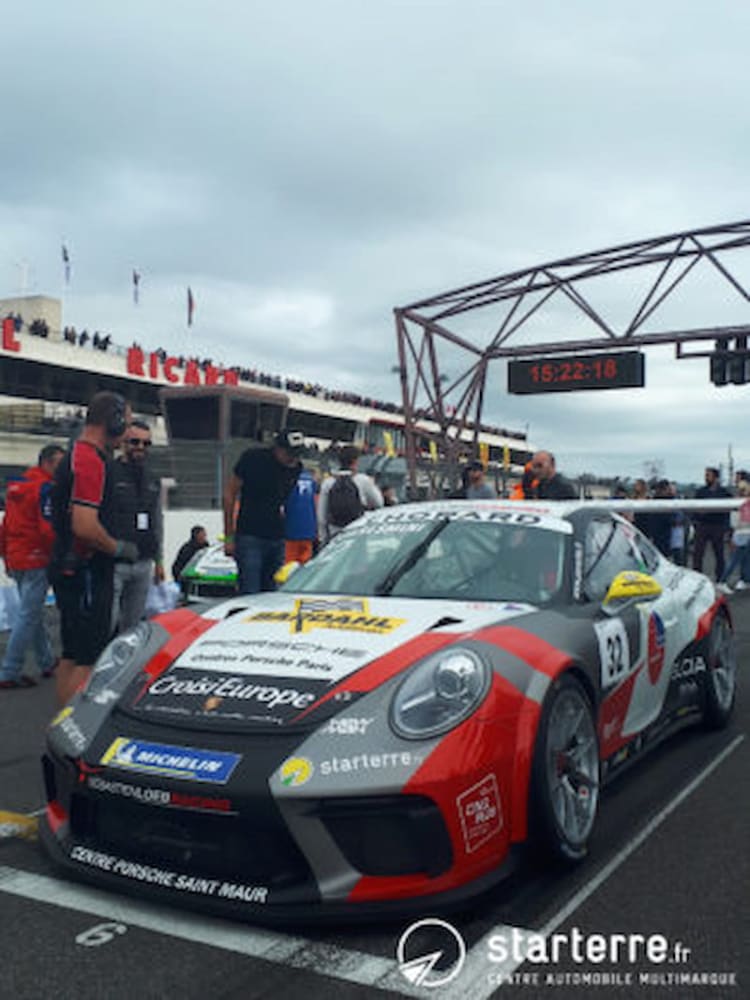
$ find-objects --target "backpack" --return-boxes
[327,475,364,527]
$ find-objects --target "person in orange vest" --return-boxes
[510,461,538,500]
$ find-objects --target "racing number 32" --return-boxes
[595,618,631,687]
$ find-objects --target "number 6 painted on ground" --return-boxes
[75,922,128,947]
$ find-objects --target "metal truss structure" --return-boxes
[394,219,750,493]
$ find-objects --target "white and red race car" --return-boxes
[41,500,738,921]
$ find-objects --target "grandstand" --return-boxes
[1,294,532,505]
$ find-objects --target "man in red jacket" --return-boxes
[0,444,65,688]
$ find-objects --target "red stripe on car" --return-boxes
[129,612,218,704]
[472,625,570,677]
[695,598,727,642]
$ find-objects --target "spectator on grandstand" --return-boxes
[29,318,49,338]
[107,420,164,633]
[529,451,577,500]
[172,525,209,595]
[318,445,383,546]
[48,391,137,705]
[223,429,303,593]
[78,330,89,347]
[692,467,731,580]
[284,467,319,565]
[718,477,750,592]
[0,444,65,689]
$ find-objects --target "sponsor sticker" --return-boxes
[246,597,406,635]
[595,617,631,687]
[86,775,233,813]
[457,773,503,853]
[671,655,706,681]
[174,635,368,682]
[319,751,422,777]
[100,738,240,784]
[69,845,268,902]
[133,670,330,725]
[50,706,87,753]
[647,612,666,684]
[280,756,314,787]
[322,716,374,736]
[278,751,423,787]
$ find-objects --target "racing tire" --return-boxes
[529,673,600,863]
[702,612,737,730]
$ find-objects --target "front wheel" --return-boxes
[529,673,600,862]
[702,613,737,729]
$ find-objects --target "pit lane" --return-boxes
[0,601,747,999]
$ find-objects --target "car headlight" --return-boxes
[390,647,491,739]
[83,621,152,701]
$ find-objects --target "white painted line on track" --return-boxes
[0,865,404,993]
[440,733,746,999]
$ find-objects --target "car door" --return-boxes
[582,514,679,748]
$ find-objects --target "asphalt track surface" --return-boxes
[0,596,747,1000]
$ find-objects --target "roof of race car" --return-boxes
[364,499,575,531]
[364,497,743,524]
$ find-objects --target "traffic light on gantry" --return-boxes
[710,338,729,386]
[728,336,750,385]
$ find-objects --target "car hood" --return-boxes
[127,593,536,730]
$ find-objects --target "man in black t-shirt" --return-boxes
[529,451,577,500]
[223,430,303,593]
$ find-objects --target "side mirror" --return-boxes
[274,561,300,585]
[603,570,662,608]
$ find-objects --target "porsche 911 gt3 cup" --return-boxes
[41,500,738,921]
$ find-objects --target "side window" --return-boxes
[632,532,661,574]
[584,518,644,602]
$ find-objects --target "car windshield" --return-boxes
[282,515,568,603]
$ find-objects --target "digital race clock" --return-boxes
[507,350,645,394]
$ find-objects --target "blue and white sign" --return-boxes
[100,738,240,784]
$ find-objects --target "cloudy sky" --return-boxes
[2,0,749,483]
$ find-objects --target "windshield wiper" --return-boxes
[374,517,450,596]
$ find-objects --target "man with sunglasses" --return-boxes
[107,419,164,632]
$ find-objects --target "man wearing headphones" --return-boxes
[49,391,138,704]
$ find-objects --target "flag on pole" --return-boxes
[429,440,438,464]
[187,286,195,326]
[503,445,510,470]
[132,269,141,305]
[479,442,489,467]
[61,244,71,284]
[383,430,396,457]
